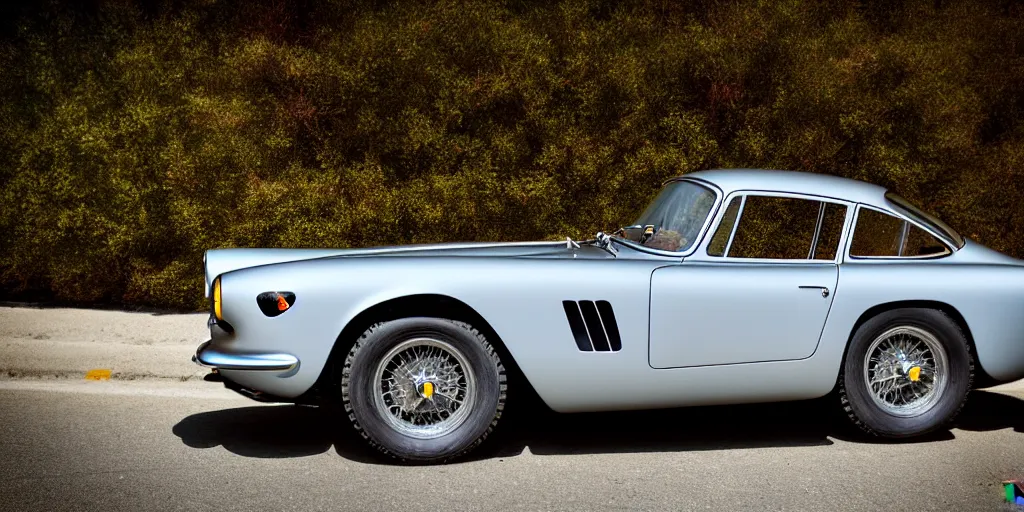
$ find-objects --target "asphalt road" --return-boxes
[3,305,1024,511]
[2,379,1024,511]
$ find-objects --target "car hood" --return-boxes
[203,241,611,296]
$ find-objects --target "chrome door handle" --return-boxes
[799,285,830,298]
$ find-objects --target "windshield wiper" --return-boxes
[592,231,618,255]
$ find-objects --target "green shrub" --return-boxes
[1,0,1023,310]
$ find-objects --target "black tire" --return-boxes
[340,317,506,463]
[839,308,974,438]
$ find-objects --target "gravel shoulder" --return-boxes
[0,306,209,381]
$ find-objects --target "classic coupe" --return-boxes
[194,168,1024,462]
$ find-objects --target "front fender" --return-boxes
[212,256,664,402]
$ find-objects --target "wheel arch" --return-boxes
[308,293,540,404]
[837,299,990,389]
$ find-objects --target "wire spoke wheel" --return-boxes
[372,337,476,440]
[342,318,506,462]
[862,326,948,417]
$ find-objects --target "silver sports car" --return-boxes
[193,168,1024,462]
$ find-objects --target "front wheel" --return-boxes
[839,308,973,438]
[340,317,506,462]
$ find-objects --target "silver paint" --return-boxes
[195,168,1024,413]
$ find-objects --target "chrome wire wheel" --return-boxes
[371,337,476,440]
[863,325,949,417]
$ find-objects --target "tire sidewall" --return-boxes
[843,308,971,436]
[345,317,501,461]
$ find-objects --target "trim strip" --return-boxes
[808,201,826,259]
[723,195,746,257]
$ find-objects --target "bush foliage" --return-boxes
[2,0,1023,310]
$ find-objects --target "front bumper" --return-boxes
[192,340,300,372]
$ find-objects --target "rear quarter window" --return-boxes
[850,206,950,258]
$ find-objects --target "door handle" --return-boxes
[799,285,830,298]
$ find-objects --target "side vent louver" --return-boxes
[562,300,622,352]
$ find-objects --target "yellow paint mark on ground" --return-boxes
[85,369,112,381]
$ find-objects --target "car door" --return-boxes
[648,192,851,369]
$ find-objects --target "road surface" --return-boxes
[2,306,1024,510]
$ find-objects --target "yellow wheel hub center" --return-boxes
[908,366,922,382]
[419,381,435,399]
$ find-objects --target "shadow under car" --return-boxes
[171,390,1024,464]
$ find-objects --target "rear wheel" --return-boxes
[839,308,973,437]
[340,317,506,462]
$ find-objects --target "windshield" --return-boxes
[884,192,965,249]
[615,180,717,252]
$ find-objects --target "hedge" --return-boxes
[1,0,1023,310]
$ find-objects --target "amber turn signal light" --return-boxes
[257,291,296,317]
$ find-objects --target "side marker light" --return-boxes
[257,291,296,317]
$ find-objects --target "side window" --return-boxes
[709,195,847,260]
[851,207,950,257]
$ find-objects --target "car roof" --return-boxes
[680,168,890,207]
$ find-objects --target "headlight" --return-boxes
[209,276,234,333]
[212,276,223,321]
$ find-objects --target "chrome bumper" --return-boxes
[192,340,299,371]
